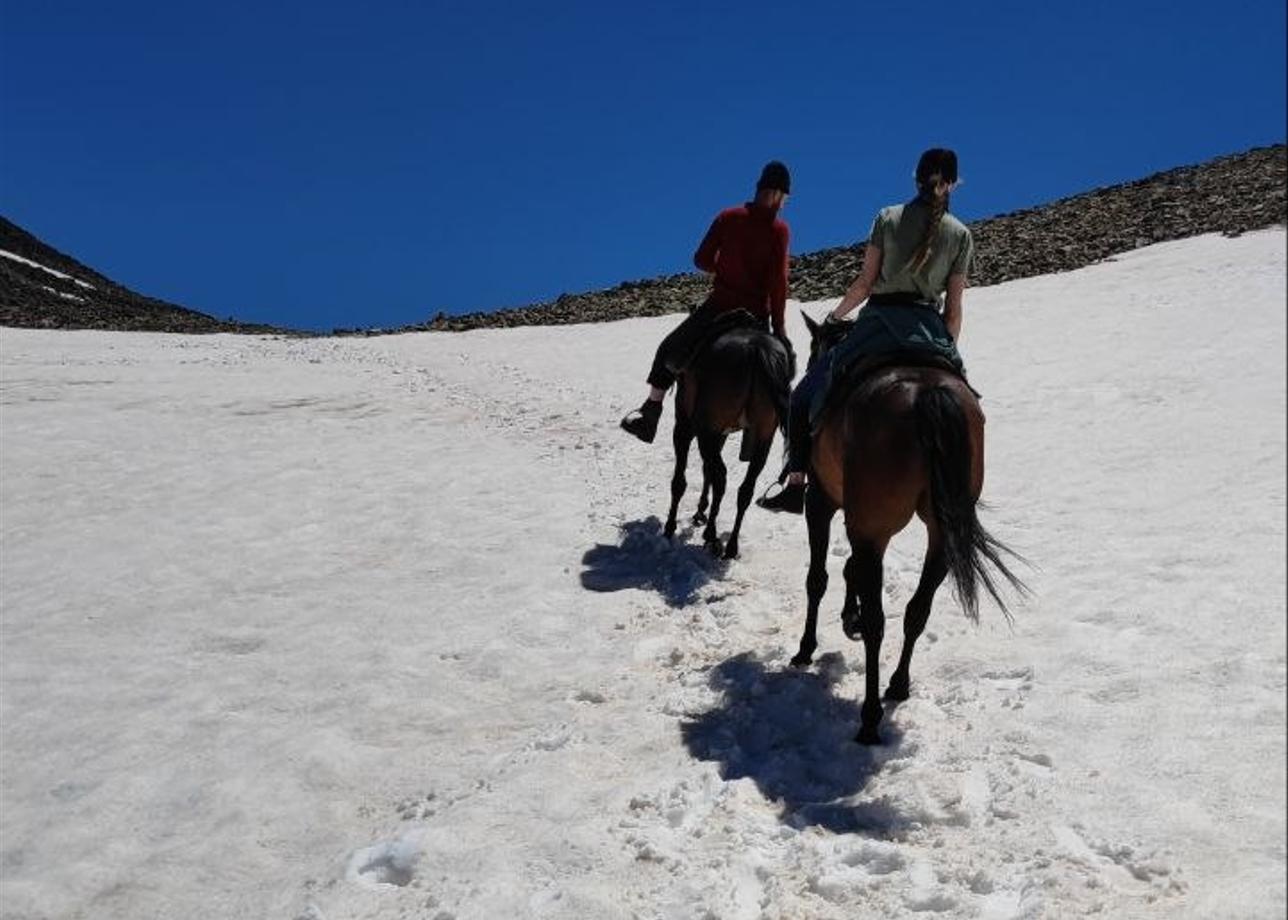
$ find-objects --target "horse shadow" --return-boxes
[680,652,908,835]
[580,516,728,608]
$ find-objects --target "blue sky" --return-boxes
[2,0,1284,332]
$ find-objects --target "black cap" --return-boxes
[756,160,791,194]
[915,148,958,185]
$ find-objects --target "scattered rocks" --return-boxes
[406,144,1286,333]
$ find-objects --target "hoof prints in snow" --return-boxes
[395,793,438,822]
[347,833,421,888]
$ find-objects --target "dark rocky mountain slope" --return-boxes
[404,144,1285,333]
[0,217,283,333]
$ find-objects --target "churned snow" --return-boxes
[1,230,1284,919]
[0,248,96,289]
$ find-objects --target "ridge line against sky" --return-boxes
[1,0,1284,332]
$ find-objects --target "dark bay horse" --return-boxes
[664,325,792,560]
[792,313,1026,744]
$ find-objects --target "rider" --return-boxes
[758,148,973,513]
[620,161,792,443]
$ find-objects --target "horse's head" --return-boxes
[802,310,851,371]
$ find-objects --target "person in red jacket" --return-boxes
[620,160,792,443]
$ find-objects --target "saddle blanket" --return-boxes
[809,303,970,426]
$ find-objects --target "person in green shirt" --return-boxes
[758,148,974,514]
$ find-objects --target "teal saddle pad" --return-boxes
[809,304,967,425]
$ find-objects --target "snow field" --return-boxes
[1,230,1284,919]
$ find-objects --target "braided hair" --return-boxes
[904,148,959,274]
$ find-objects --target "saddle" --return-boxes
[670,308,791,462]
[811,350,976,433]
[808,303,978,432]
[667,307,766,377]
[847,348,965,389]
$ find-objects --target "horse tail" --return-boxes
[748,333,792,434]
[915,385,1028,621]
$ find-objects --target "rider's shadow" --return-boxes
[680,653,908,835]
[580,516,728,608]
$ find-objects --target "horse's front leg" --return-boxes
[887,532,948,701]
[664,409,695,539]
[697,432,728,554]
[792,484,836,667]
[723,436,771,560]
[846,537,887,745]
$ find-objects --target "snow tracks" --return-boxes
[319,318,1198,920]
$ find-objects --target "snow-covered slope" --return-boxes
[1,230,1284,919]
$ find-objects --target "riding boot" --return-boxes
[620,398,663,443]
[757,405,811,513]
[757,480,805,514]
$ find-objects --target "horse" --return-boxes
[663,323,792,560]
[791,312,1026,744]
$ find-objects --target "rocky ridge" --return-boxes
[1,144,1283,335]
[400,143,1285,333]
[0,217,284,334]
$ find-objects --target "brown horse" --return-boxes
[791,313,1026,744]
[664,325,792,560]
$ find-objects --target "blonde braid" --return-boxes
[905,182,949,273]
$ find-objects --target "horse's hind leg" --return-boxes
[846,537,888,745]
[887,529,948,701]
[664,409,695,539]
[791,484,836,667]
[692,482,710,526]
[722,436,771,560]
[697,431,728,554]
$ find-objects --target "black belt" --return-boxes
[867,292,937,308]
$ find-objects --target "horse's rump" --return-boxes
[665,308,763,378]
[810,348,972,436]
[680,325,792,439]
[813,366,981,515]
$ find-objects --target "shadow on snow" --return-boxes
[580,516,728,608]
[680,652,909,835]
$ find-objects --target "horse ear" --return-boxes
[801,310,819,337]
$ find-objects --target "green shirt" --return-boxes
[868,198,973,307]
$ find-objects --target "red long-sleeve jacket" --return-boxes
[693,202,790,336]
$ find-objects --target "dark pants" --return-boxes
[645,302,719,390]
[783,355,828,473]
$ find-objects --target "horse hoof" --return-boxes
[856,725,882,746]
[789,652,813,668]
[663,522,677,539]
[842,621,861,641]
[691,511,707,526]
[721,543,740,560]
[885,678,910,701]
